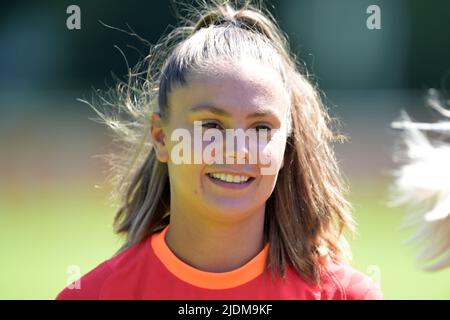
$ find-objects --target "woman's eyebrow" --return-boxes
[188,105,280,119]
[188,105,230,117]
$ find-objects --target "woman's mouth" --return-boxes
[206,172,255,189]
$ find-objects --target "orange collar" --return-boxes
[150,224,269,290]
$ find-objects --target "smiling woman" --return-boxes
[154,59,288,226]
[56,0,382,300]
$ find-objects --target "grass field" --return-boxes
[1,180,449,299]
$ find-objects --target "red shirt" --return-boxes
[56,225,383,300]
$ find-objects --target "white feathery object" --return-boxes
[390,91,450,271]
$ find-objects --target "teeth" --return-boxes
[208,173,250,183]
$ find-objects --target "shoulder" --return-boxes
[55,260,113,300]
[321,260,383,300]
[55,239,148,300]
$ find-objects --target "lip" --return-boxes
[205,173,256,190]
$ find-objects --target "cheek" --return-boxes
[165,133,205,190]
[167,162,205,200]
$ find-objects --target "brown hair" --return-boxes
[88,0,355,285]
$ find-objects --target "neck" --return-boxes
[165,204,266,273]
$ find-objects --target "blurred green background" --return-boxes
[1,0,450,299]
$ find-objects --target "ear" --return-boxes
[150,112,169,163]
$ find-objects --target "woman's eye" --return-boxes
[200,122,271,132]
[201,122,223,130]
[254,124,272,132]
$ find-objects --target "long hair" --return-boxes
[391,89,450,271]
[86,0,355,284]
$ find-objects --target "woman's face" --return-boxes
[154,60,290,220]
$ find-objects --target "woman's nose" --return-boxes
[224,129,250,163]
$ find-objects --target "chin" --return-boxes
[201,197,263,219]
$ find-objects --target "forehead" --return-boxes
[167,60,289,117]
